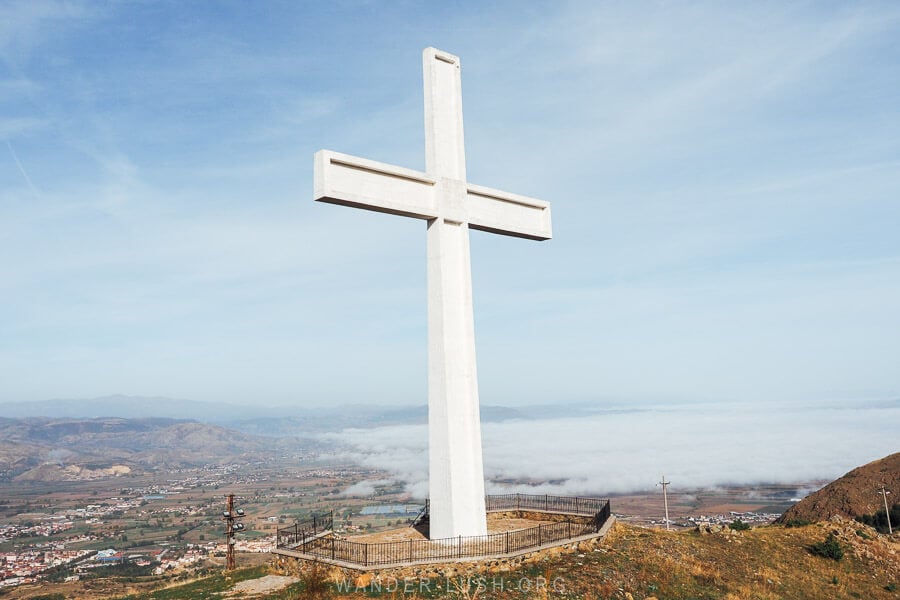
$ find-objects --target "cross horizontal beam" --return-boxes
[314,150,552,240]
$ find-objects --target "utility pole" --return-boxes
[878,486,893,535]
[658,476,671,531]
[223,494,245,570]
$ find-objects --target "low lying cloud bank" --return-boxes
[339,478,396,497]
[320,402,899,498]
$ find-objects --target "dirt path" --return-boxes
[226,574,299,597]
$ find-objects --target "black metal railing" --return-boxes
[485,493,608,516]
[276,510,333,548]
[593,500,611,531]
[276,494,611,567]
[410,500,429,528]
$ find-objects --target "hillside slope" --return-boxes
[0,417,291,481]
[778,452,900,524]
[7,521,897,600]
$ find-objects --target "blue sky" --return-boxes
[2,1,899,408]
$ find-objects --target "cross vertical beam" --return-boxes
[424,48,466,180]
[422,48,487,539]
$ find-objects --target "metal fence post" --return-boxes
[538,524,542,547]
[505,530,509,554]
[458,535,461,559]
[331,537,335,560]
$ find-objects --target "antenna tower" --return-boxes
[223,494,245,570]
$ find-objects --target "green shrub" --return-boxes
[729,519,750,531]
[855,528,870,539]
[810,532,844,561]
[784,518,812,528]
[886,582,897,592]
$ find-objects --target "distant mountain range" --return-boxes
[0,395,254,421]
[0,416,301,482]
[0,395,642,435]
[0,396,644,483]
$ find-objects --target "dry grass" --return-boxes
[39,520,896,599]
[419,519,899,600]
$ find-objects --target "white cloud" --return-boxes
[0,0,96,63]
[339,478,395,498]
[320,403,899,498]
[0,116,46,138]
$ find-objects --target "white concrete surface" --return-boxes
[314,47,552,539]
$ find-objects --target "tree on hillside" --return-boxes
[810,533,844,561]
[855,503,899,534]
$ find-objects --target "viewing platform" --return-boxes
[272,493,613,570]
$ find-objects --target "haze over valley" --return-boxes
[3,395,896,497]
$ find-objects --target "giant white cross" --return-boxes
[314,48,552,539]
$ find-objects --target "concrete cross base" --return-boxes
[273,494,611,571]
[272,516,616,573]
